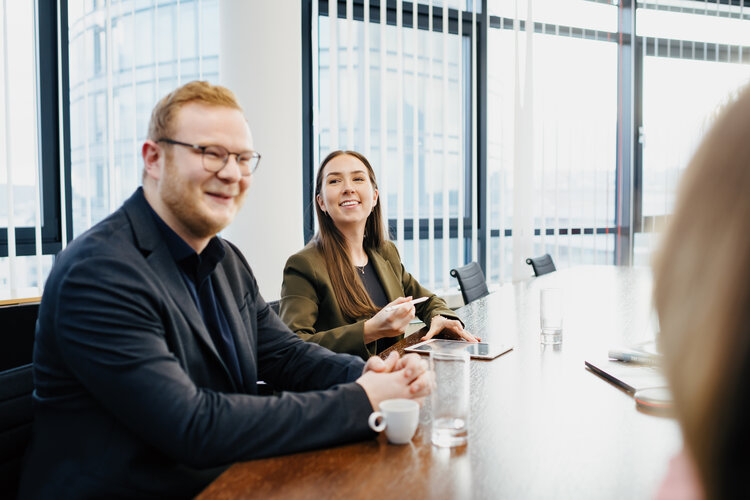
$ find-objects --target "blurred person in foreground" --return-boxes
[18,82,430,499]
[652,84,750,500]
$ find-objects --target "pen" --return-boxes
[607,349,660,365]
[384,296,429,312]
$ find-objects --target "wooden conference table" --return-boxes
[198,266,681,499]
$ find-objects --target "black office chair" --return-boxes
[525,253,556,276]
[0,363,34,498]
[450,262,490,305]
[268,300,280,315]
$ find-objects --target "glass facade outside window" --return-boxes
[67,0,219,238]
[634,1,750,265]
[316,6,471,291]
[0,1,53,299]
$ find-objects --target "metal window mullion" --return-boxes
[540,96,546,257]
[177,0,182,85]
[471,1,478,265]
[457,8,464,272]
[2,0,16,296]
[494,17,506,283]
[346,0,354,150]
[105,0,116,214]
[329,0,339,151]
[363,0,371,159]
[83,17,92,230]
[593,111,599,264]
[740,1,744,62]
[56,0,68,250]
[553,114,559,267]
[379,0,388,231]
[642,34,647,244]
[441,3,449,290]
[396,0,405,256]
[427,0,435,288]
[412,2,420,278]
[153,2,159,102]
[198,0,203,78]
[131,1,138,187]
[568,117,573,268]
[312,0,320,187]
[32,0,42,291]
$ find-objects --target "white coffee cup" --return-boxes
[368,398,420,444]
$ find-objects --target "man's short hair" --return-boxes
[147,81,243,141]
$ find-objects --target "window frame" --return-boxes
[0,0,72,258]
[303,0,632,273]
[303,0,480,259]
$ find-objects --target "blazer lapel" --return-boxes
[368,248,403,302]
[123,189,234,384]
[211,262,257,392]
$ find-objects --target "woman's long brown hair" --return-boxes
[313,150,387,321]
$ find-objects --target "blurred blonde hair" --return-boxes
[147,80,243,141]
[653,83,750,499]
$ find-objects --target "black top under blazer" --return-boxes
[18,189,373,499]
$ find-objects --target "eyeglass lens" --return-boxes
[202,145,259,175]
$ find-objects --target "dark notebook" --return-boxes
[585,358,667,394]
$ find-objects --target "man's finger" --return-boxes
[383,351,399,372]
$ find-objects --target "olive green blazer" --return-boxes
[280,240,459,359]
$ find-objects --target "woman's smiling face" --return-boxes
[316,154,379,231]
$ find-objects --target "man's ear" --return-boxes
[142,140,163,181]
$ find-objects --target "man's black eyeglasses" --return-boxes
[157,138,261,176]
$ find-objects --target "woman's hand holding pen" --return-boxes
[363,296,416,344]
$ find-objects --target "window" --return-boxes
[67,0,220,239]
[0,0,64,300]
[311,0,477,291]
[486,0,619,281]
[634,0,750,265]
[307,0,750,289]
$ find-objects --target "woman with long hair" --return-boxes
[652,83,750,500]
[280,150,478,359]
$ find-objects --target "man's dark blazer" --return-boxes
[18,189,374,499]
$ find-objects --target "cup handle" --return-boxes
[368,411,386,432]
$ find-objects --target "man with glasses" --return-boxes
[19,81,431,499]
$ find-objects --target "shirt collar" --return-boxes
[147,204,226,283]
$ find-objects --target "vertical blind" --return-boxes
[0,0,48,300]
[313,0,750,291]
[315,0,475,292]
[486,0,619,282]
[313,0,619,290]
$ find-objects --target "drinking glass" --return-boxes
[430,347,470,447]
[540,288,563,345]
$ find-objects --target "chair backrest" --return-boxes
[525,254,557,277]
[268,300,280,315]
[0,301,39,371]
[450,262,490,305]
[0,363,34,499]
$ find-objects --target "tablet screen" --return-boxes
[405,339,512,360]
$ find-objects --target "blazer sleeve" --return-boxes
[382,242,462,328]
[280,251,375,359]
[51,255,374,469]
